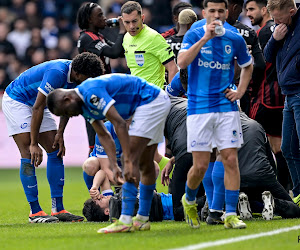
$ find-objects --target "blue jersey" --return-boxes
[5,60,76,106]
[190,19,238,33]
[180,26,252,115]
[165,71,186,97]
[75,74,161,123]
[90,121,122,166]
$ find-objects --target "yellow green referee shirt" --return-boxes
[123,25,175,89]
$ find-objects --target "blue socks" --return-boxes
[225,189,239,214]
[20,158,42,214]
[47,150,64,212]
[138,182,156,216]
[121,182,138,216]
[185,182,200,202]
[83,171,94,191]
[202,162,214,208]
[211,161,225,211]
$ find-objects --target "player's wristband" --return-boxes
[158,156,170,169]
[89,145,95,149]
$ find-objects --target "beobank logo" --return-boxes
[198,59,230,70]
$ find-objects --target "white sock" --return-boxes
[186,197,196,205]
[210,209,223,213]
[225,212,237,218]
[136,214,149,222]
[119,215,132,224]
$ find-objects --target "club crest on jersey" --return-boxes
[225,45,231,54]
[90,95,100,106]
[135,54,144,66]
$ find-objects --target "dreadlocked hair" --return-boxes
[77,2,99,30]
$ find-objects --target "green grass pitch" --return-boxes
[1,167,300,250]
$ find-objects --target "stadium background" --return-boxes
[0,0,299,168]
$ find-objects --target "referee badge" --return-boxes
[135,53,145,66]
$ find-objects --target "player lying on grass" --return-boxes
[82,167,205,222]
[47,73,171,233]
[2,52,103,223]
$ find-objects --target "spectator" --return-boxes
[25,27,46,66]
[57,35,74,59]
[245,0,291,192]
[7,18,31,59]
[41,16,59,49]
[24,1,42,29]
[264,0,300,200]
[10,0,26,18]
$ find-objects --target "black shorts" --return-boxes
[250,103,283,136]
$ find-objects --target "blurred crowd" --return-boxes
[0,0,204,91]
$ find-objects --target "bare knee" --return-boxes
[191,164,208,178]
[222,154,238,171]
[82,157,100,176]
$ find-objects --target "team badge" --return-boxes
[21,123,28,129]
[90,94,100,106]
[225,45,231,54]
[135,54,144,66]
[233,130,237,137]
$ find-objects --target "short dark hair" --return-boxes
[172,2,193,16]
[228,0,245,7]
[72,52,105,77]
[180,69,188,92]
[77,2,100,30]
[245,0,267,8]
[47,89,61,115]
[82,199,109,222]
[121,1,142,15]
[203,0,228,8]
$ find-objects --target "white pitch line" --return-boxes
[168,225,300,250]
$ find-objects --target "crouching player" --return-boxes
[46,73,171,233]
